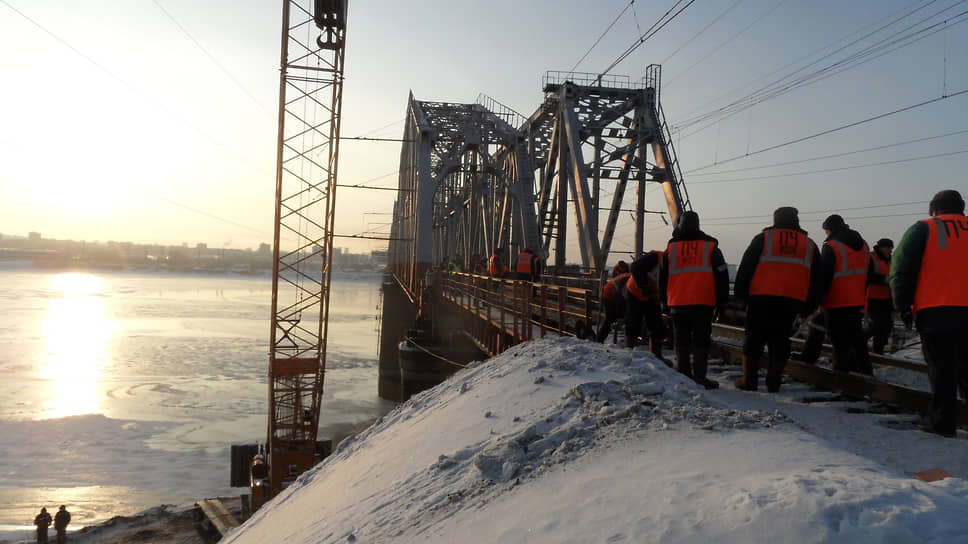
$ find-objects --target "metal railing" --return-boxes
[476,93,528,133]
[542,71,648,90]
[439,272,594,356]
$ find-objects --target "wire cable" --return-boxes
[688,87,968,173]
[664,0,790,89]
[150,0,272,116]
[660,0,745,65]
[597,0,698,81]
[571,1,635,72]
[690,147,968,185]
[686,127,968,176]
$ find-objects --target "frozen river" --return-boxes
[0,267,395,540]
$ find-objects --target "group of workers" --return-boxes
[595,189,967,438]
[471,189,966,437]
[34,505,70,543]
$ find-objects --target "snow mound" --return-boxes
[223,338,968,543]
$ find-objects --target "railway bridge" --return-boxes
[374,69,955,430]
[377,66,694,400]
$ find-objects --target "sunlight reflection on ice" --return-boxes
[42,273,112,418]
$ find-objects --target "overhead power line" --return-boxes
[706,210,927,227]
[597,0,699,82]
[660,0,745,65]
[690,147,968,185]
[672,0,937,129]
[688,87,968,173]
[677,1,968,136]
[151,0,271,116]
[571,1,635,71]
[664,0,790,89]
[702,200,930,222]
[686,127,968,177]
[0,0,271,174]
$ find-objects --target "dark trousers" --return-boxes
[921,330,968,435]
[671,307,713,350]
[802,307,872,374]
[597,297,623,343]
[743,300,798,363]
[625,297,664,345]
[865,300,893,354]
[37,528,48,544]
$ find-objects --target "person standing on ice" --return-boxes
[891,189,968,438]
[865,238,894,354]
[54,505,70,544]
[733,207,823,392]
[659,211,729,389]
[34,507,52,544]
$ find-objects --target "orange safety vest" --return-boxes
[626,273,656,302]
[515,252,534,274]
[602,272,631,300]
[821,240,869,308]
[913,214,968,312]
[867,252,890,301]
[666,240,717,306]
[749,228,815,302]
[488,254,505,275]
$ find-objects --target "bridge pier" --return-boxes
[378,274,486,402]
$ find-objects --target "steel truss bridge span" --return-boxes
[387,66,691,298]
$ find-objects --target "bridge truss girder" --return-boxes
[389,94,540,294]
[524,66,691,272]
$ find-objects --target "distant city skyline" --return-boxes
[1,1,965,263]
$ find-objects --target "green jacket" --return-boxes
[889,219,929,313]
[891,214,968,333]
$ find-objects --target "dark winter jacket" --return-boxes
[628,251,661,301]
[819,227,872,300]
[733,224,823,315]
[55,509,71,531]
[35,511,51,529]
[891,216,968,333]
[658,229,730,311]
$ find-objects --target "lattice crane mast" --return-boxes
[250,0,347,508]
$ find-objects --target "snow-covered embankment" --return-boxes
[223,337,968,543]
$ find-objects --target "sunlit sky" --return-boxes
[1,0,966,262]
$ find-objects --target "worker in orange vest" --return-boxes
[733,207,823,392]
[596,261,630,343]
[513,247,541,282]
[659,211,729,389]
[798,214,873,374]
[488,247,508,277]
[623,251,668,363]
[891,189,968,437]
[866,238,894,354]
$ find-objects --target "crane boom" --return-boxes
[261,0,347,502]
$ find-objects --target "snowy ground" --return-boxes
[220,337,968,544]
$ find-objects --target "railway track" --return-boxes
[710,323,968,429]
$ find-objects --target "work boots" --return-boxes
[675,347,693,379]
[692,348,719,390]
[650,336,673,367]
[765,357,785,393]
[733,355,758,391]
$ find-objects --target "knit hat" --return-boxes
[874,238,894,249]
[929,189,965,215]
[772,206,800,229]
[822,214,847,232]
[677,210,701,232]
